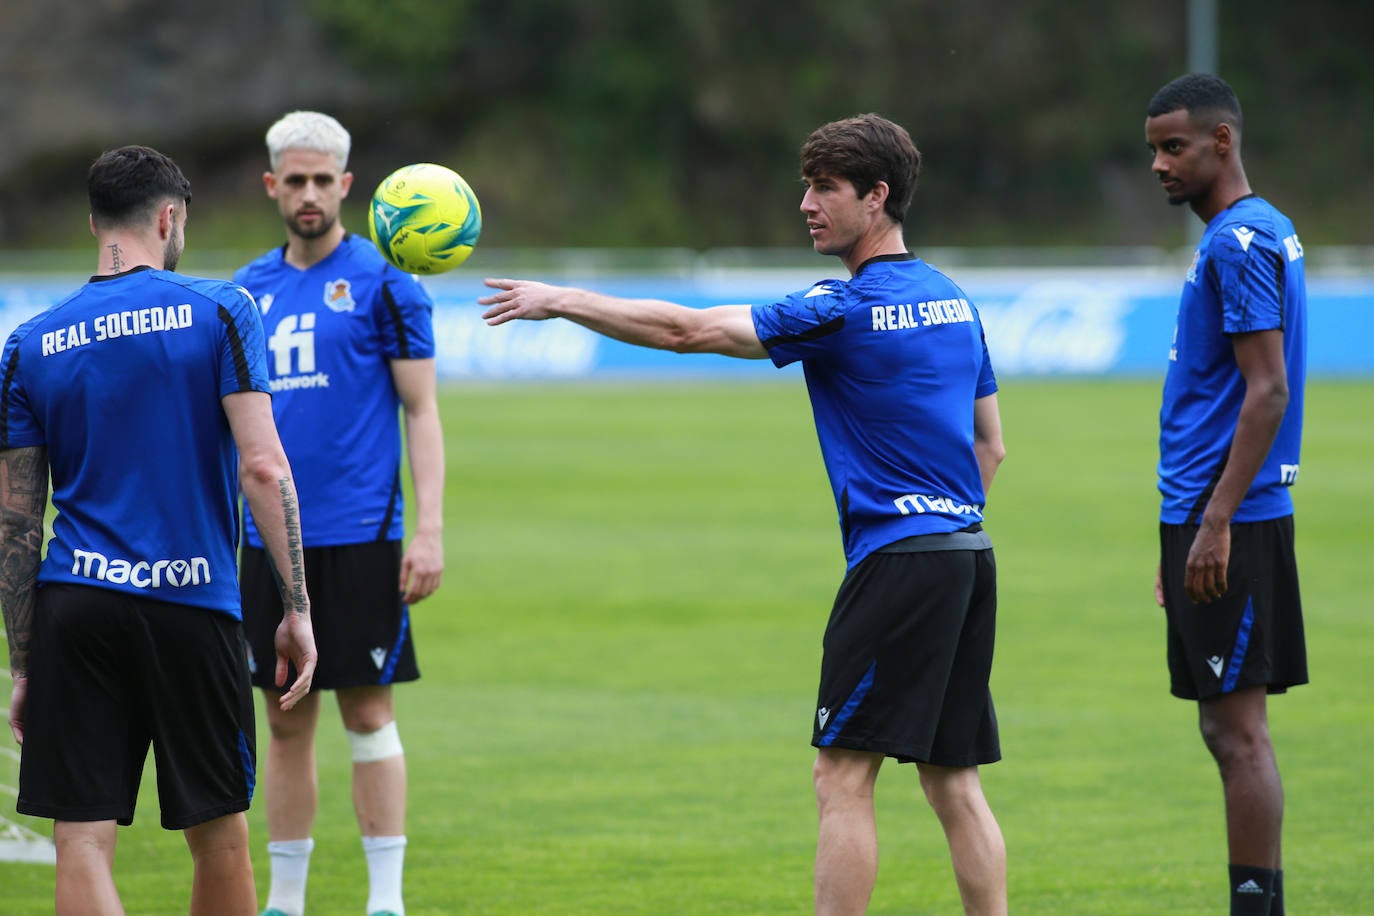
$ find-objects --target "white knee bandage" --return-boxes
[347,721,404,763]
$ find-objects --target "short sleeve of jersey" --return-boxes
[750,279,852,367]
[215,284,271,398]
[375,272,436,361]
[976,326,998,399]
[0,324,41,449]
[1207,224,1285,335]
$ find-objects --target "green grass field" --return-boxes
[3,378,1371,914]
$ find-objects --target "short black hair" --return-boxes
[88,145,192,229]
[800,114,920,224]
[1147,72,1242,130]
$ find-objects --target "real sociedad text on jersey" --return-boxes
[871,298,974,331]
[40,303,193,356]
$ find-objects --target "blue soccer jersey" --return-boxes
[752,254,998,569]
[1158,196,1307,524]
[0,267,271,617]
[234,233,436,548]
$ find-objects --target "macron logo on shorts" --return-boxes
[817,707,831,729]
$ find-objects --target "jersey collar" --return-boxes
[853,251,915,277]
[89,264,155,284]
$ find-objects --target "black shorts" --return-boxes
[813,546,1000,767]
[1159,516,1307,701]
[17,584,256,830]
[241,541,419,691]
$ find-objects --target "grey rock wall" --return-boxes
[0,0,380,242]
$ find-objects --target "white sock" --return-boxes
[362,834,407,915]
[264,837,315,916]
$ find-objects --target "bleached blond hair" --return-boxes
[265,110,351,171]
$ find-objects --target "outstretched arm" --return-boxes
[223,391,316,710]
[480,278,768,359]
[391,357,445,604]
[0,446,47,744]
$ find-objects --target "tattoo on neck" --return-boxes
[107,243,123,272]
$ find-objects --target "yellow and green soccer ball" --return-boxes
[368,163,482,274]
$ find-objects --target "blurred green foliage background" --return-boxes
[2,1,1371,255]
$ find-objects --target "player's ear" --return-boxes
[263,171,278,198]
[340,171,354,199]
[157,202,175,240]
[868,180,890,212]
[1213,122,1235,156]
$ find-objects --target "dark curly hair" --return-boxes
[1147,73,1242,131]
[88,145,192,229]
[800,114,920,224]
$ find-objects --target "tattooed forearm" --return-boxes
[277,476,307,615]
[0,447,48,674]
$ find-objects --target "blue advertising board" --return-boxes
[421,269,1371,380]
[0,268,1367,379]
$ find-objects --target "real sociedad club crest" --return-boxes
[324,278,356,312]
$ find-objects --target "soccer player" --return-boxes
[480,114,1007,916]
[1146,73,1308,916]
[236,111,444,916]
[0,145,315,916]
